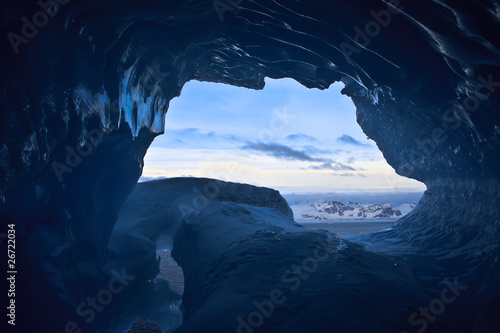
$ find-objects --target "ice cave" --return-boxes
[1,0,499,332]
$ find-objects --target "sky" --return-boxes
[141,78,426,194]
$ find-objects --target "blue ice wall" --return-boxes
[0,0,499,332]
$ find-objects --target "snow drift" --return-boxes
[0,0,499,332]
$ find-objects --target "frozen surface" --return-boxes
[117,178,499,332]
[116,179,438,332]
[0,0,499,332]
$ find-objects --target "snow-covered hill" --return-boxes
[284,193,420,221]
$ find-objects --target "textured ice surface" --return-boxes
[111,178,298,332]
[1,0,499,332]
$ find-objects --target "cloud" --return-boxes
[303,145,339,155]
[242,142,320,162]
[323,172,367,177]
[308,161,355,171]
[286,133,318,142]
[177,128,243,141]
[173,138,185,145]
[243,142,359,173]
[155,128,245,148]
[337,173,366,177]
[336,134,368,146]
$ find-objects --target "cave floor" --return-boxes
[301,221,395,238]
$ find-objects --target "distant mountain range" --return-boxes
[283,192,421,221]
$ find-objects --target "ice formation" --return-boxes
[0,0,499,332]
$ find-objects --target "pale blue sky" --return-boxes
[142,78,425,193]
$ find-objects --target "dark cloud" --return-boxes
[243,142,359,172]
[337,173,366,177]
[336,134,368,146]
[308,161,355,171]
[286,133,318,142]
[243,142,320,162]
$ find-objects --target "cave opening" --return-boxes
[2,0,499,331]
[140,78,424,225]
[142,78,425,194]
[116,76,428,332]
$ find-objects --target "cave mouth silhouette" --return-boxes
[1,0,499,332]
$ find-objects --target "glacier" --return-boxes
[1,0,499,332]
